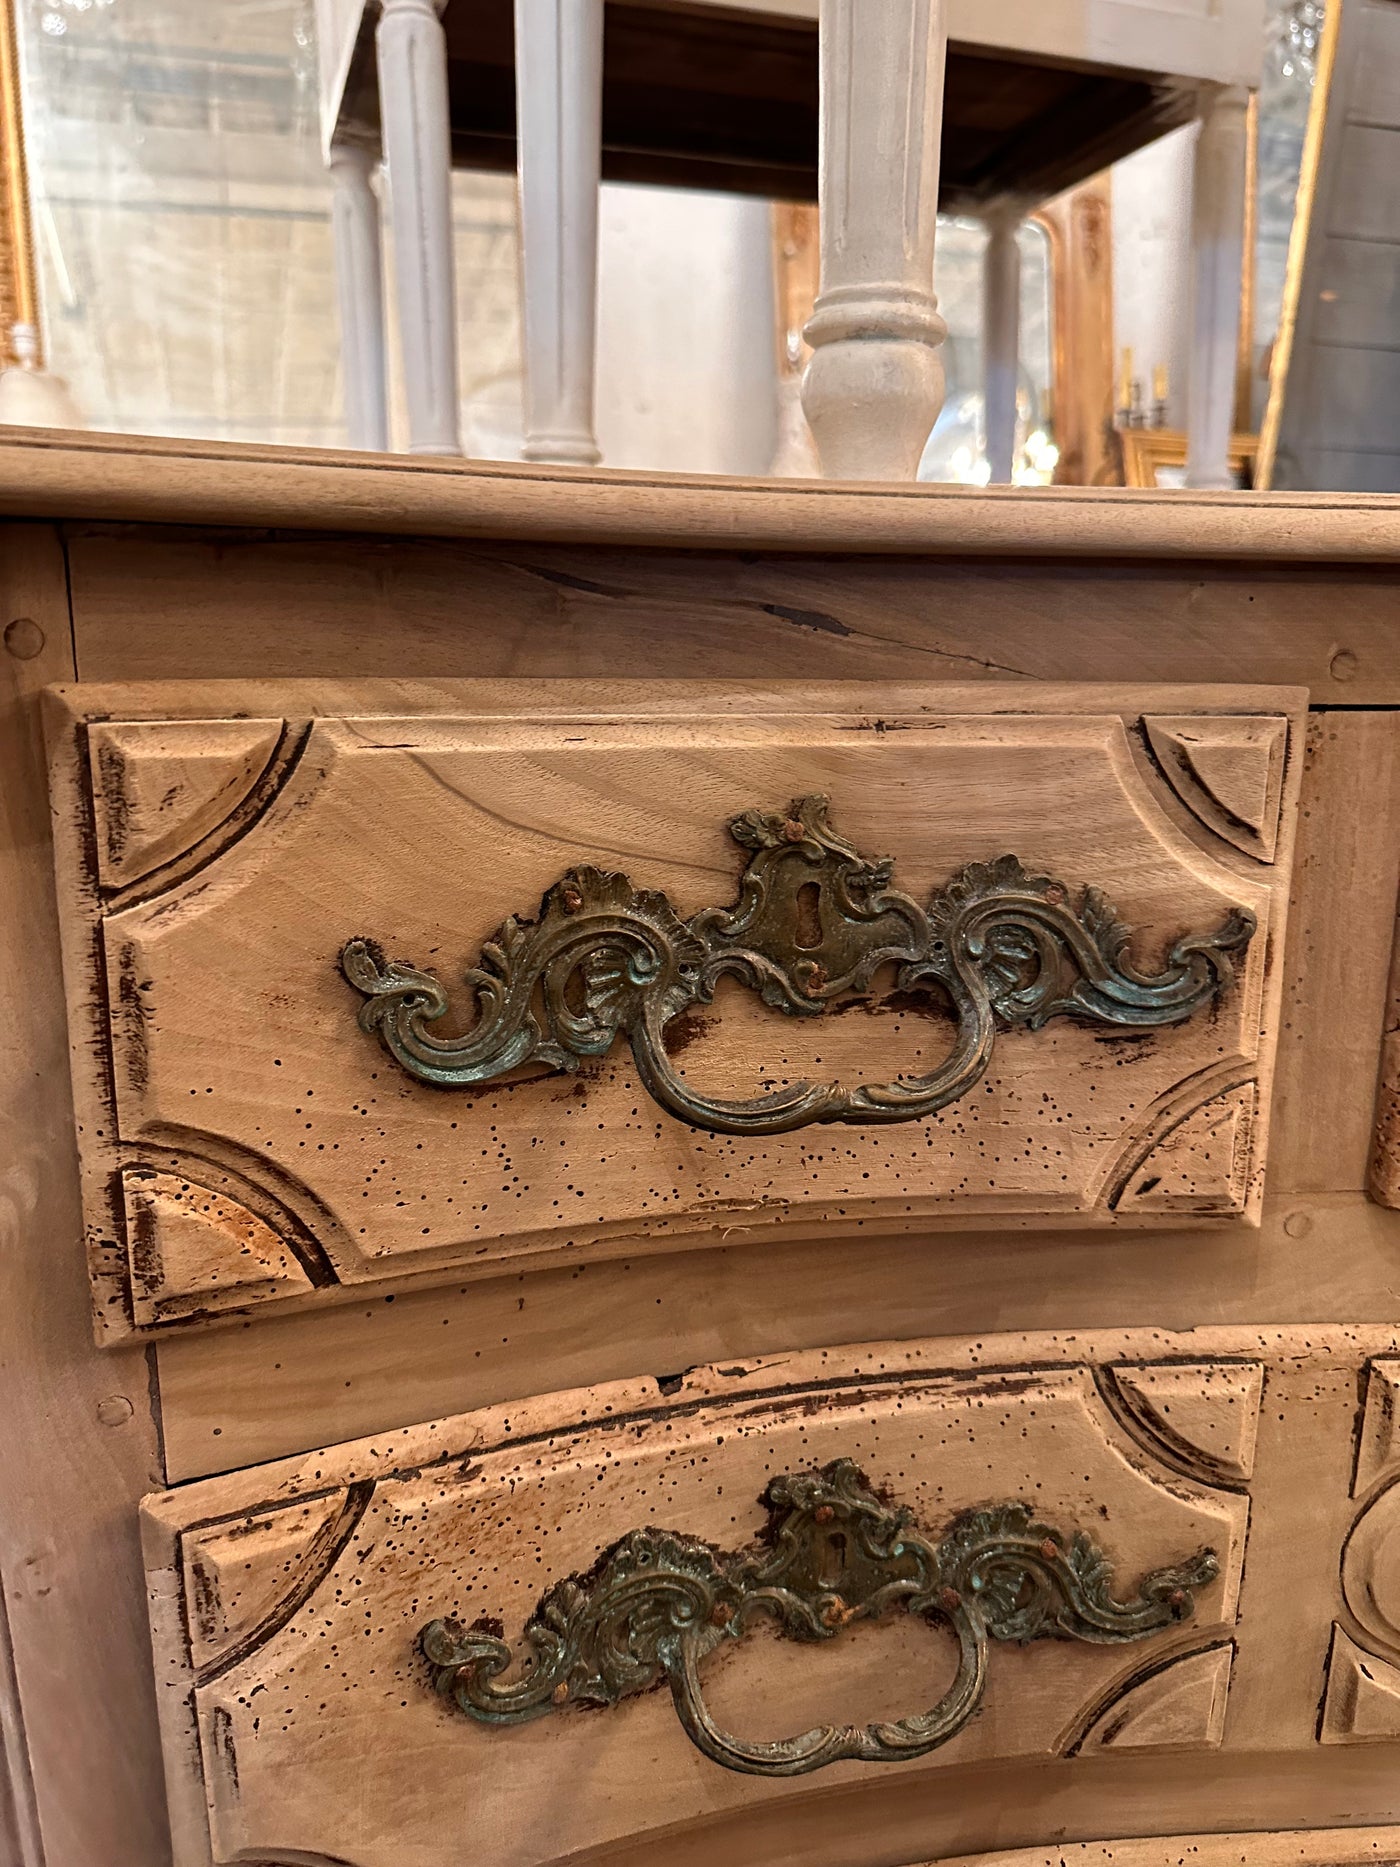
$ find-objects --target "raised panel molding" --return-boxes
[1073,1644,1233,1753]
[1355,1360,1400,1494]
[87,717,284,892]
[46,683,1304,1339]
[142,1339,1249,1867]
[1320,1625,1400,1742]
[122,1170,315,1327]
[1105,1361,1262,1483]
[1341,1480,1400,1659]
[1320,1358,1400,1740]
[1143,713,1288,861]
[181,1491,356,1674]
[1111,1082,1257,1216]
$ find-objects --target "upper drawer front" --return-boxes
[141,1326,1396,1867]
[47,681,1303,1339]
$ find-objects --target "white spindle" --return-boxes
[328,143,389,452]
[801,0,949,481]
[376,0,461,455]
[1185,82,1250,489]
[982,207,1021,484]
[515,0,604,465]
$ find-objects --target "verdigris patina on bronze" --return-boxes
[342,793,1253,1136]
[419,1459,1218,1776]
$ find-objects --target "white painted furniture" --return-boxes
[1185,84,1251,488]
[314,0,1266,483]
[981,203,1024,485]
[799,0,948,480]
[513,0,603,465]
[326,145,388,452]
[375,0,461,456]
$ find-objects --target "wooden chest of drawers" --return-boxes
[4,434,1400,1867]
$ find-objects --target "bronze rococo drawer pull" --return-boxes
[420,1459,1218,1776]
[342,794,1254,1137]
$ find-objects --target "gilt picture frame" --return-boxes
[1121,428,1260,489]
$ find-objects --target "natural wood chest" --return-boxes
[5,434,1400,1867]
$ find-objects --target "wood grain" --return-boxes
[2,474,1398,1867]
[547,1756,1400,1867]
[154,1189,1400,1481]
[0,429,1395,559]
[1369,875,1400,1206]
[0,1584,41,1867]
[61,526,1400,706]
[46,681,1303,1338]
[140,1326,1385,1867]
[1270,712,1400,1191]
[0,523,171,1866]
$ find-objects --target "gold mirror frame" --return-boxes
[1255,0,1344,489]
[0,0,38,367]
[1122,427,1260,488]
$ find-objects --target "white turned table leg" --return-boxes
[377,0,461,456]
[328,144,389,453]
[801,0,948,482]
[983,207,1021,484]
[515,0,604,466]
[1186,82,1250,490]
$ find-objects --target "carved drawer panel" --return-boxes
[142,1325,1389,1867]
[145,1334,1260,1867]
[46,682,1304,1339]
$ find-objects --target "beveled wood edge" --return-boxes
[147,1315,1400,1510]
[2,428,1399,559]
[922,1828,1400,1866]
[43,675,1312,719]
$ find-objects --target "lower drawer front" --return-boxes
[143,1329,1400,1867]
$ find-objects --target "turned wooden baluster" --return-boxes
[377,0,461,455]
[328,145,389,453]
[801,0,949,481]
[1186,82,1250,489]
[982,204,1022,484]
[515,0,604,465]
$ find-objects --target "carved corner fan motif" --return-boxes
[342,794,1255,1136]
[421,1459,1219,1776]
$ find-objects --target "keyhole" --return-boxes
[795,881,823,951]
[819,1531,847,1589]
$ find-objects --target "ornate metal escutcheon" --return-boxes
[420,1459,1219,1775]
[342,794,1255,1136]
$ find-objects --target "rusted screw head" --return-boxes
[782,818,806,843]
[813,1504,835,1525]
[1044,884,1065,906]
[551,1681,570,1706]
[1168,1588,1187,1612]
[938,1586,962,1612]
[1038,1537,1059,1563]
[710,1600,734,1628]
[820,1595,849,1628]
[560,884,583,914]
